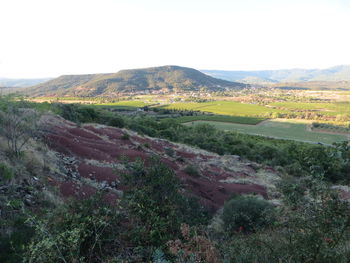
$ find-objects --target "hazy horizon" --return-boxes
[1,0,350,78]
[1,64,350,80]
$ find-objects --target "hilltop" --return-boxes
[24,66,246,97]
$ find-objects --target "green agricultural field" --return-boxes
[32,97,102,102]
[184,119,349,145]
[270,102,350,116]
[174,115,265,125]
[33,97,89,101]
[162,101,282,117]
[93,100,151,109]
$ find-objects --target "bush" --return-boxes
[24,194,123,263]
[222,196,275,233]
[167,224,221,263]
[0,106,38,157]
[121,133,130,140]
[0,216,35,263]
[0,162,14,182]
[184,165,200,177]
[277,176,307,207]
[223,178,350,263]
[54,103,80,122]
[108,115,125,128]
[121,158,210,247]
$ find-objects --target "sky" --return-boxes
[0,0,350,78]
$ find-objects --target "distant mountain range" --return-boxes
[201,65,350,84]
[0,78,51,88]
[24,66,246,97]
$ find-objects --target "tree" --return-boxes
[0,104,38,157]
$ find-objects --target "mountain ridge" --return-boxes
[0,78,51,87]
[201,65,350,84]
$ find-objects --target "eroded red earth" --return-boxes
[42,115,273,211]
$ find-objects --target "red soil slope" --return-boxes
[41,115,274,211]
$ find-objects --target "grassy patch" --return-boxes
[184,119,348,144]
[161,101,282,117]
[91,100,151,110]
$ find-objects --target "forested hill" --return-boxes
[24,66,246,97]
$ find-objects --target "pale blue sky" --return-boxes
[0,0,349,78]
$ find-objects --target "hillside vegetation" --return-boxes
[1,96,350,262]
[25,66,246,97]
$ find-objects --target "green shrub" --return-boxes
[284,161,305,176]
[77,107,99,123]
[0,163,14,182]
[277,176,307,207]
[108,115,125,128]
[0,216,35,263]
[24,194,123,263]
[54,103,79,122]
[222,196,275,233]
[121,158,210,247]
[121,133,130,140]
[224,178,350,263]
[184,165,200,177]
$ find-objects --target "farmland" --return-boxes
[27,90,350,144]
[161,100,350,119]
[270,101,350,117]
[184,119,349,145]
[173,115,265,125]
[161,101,282,117]
[93,100,153,109]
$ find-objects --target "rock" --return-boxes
[100,181,108,189]
[231,155,241,160]
[246,163,260,171]
[24,196,34,206]
[24,194,33,199]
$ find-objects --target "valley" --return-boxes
[25,84,350,145]
[2,0,350,261]
[1,65,350,262]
